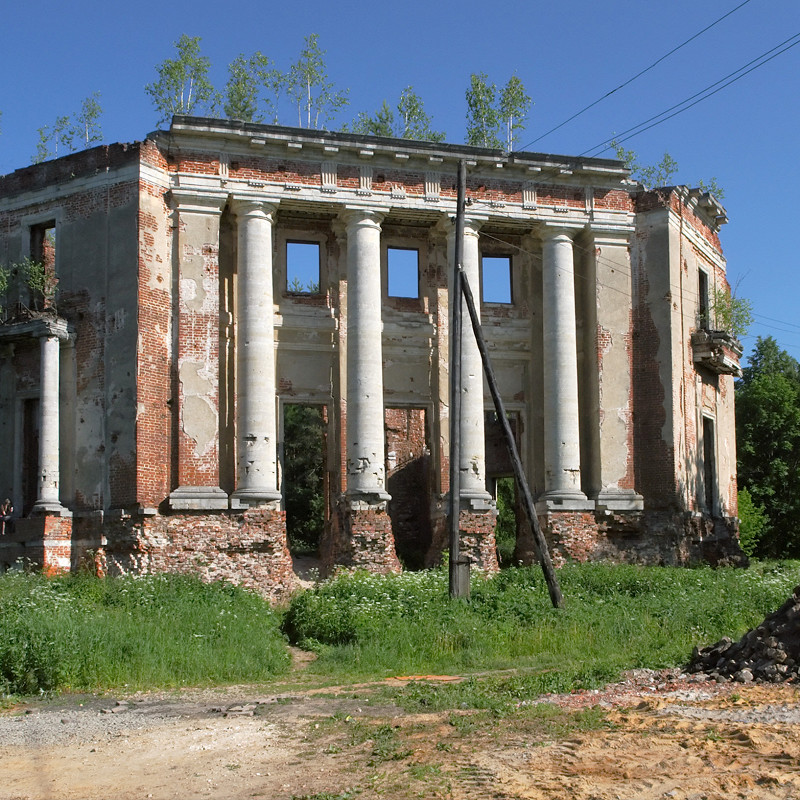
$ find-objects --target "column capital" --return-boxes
[444,213,487,238]
[539,223,581,242]
[341,206,384,232]
[230,197,279,220]
[168,189,227,215]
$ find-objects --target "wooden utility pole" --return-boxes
[459,272,564,609]
[448,160,467,598]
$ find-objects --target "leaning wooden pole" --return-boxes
[459,268,565,609]
[448,160,467,598]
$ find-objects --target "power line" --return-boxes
[519,0,754,151]
[581,31,800,158]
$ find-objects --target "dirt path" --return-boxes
[2,671,799,800]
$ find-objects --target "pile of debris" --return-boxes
[688,584,800,683]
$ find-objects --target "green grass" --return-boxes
[3,560,799,700]
[0,572,289,695]
[283,560,800,688]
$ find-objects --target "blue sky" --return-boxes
[2,0,798,362]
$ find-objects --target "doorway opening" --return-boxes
[283,403,326,555]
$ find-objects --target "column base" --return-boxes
[536,491,593,512]
[230,487,282,509]
[594,488,644,512]
[168,486,229,511]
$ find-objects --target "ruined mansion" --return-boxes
[0,117,744,597]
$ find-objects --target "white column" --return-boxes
[345,209,389,501]
[447,217,491,504]
[541,227,587,502]
[231,199,281,506]
[34,333,64,512]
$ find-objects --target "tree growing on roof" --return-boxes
[285,34,348,129]
[351,86,445,142]
[146,34,218,125]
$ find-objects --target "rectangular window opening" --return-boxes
[387,247,419,298]
[286,241,320,294]
[482,255,512,304]
[703,416,716,513]
[698,269,710,330]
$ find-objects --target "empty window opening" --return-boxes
[493,476,518,567]
[698,269,710,330]
[703,416,716,513]
[286,242,320,293]
[20,222,58,312]
[283,404,325,555]
[387,247,419,298]
[482,255,512,304]
[386,407,432,570]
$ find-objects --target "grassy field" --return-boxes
[2,560,799,698]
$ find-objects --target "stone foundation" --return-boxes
[322,500,401,576]
[2,513,73,573]
[426,499,499,571]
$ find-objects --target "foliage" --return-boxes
[494,477,517,566]
[737,487,768,556]
[697,176,726,200]
[146,34,218,125]
[611,141,726,198]
[0,573,289,696]
[0,264,9,317]
[466,73,532,150]
[285,34,348,129]
[32,94,103,163]
[710,287,752,339]
[223,52,280,123]
[284,404,325,553]
[283,561,800,683]
[736,337,800,556]
[20,256,58,310]
[351,87,445,142]
[465,73,500,148]
[498,75,532,151]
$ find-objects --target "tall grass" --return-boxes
[284,561,800,690]
[0,572,289,695]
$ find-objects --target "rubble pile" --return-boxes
[688,584,800,683]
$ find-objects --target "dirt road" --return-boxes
[2,670,799,800]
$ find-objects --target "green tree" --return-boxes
[498,75,532,151]
[146,34,218,125]
[32,95,104,163]
[72,92,103,146]
[737,487,768,556]
[736,337,800,556]
[351,100,395,137]
[285,34,348,129]
[396,86,445,141]
[466,73,532,150]
[223,52,281,123]
[710,286,753,340]
[465,72,501,148]
[351,87,445,141]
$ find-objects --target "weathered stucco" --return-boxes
[0,123,745,592]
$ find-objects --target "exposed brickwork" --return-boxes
[0,122,744,597]
[98,509,293,602]
[322,502,401,576]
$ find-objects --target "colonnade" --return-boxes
[165,194,634,515]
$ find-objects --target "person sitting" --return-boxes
[0,498,13,536]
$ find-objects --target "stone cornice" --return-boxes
[0,314,72,342]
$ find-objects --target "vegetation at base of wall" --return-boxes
[0,573,289,696]
[283,561,800,684]
[4,561,800,699]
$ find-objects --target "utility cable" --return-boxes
[582,31,800,157]
[519,0,754,151]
